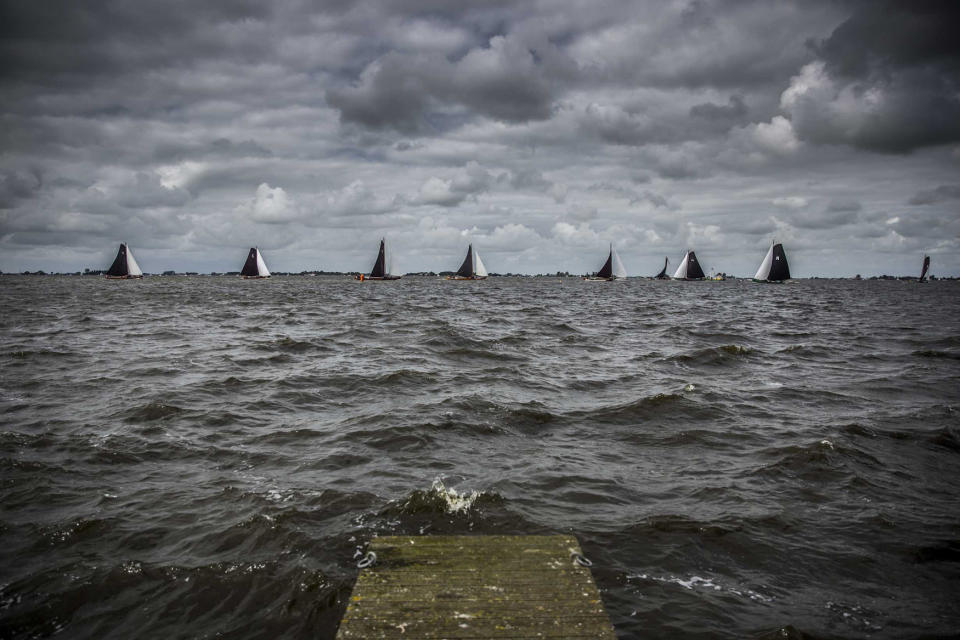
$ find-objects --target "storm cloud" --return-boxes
[0,0,958,276]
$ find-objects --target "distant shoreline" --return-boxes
[1,272,955,281]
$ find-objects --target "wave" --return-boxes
[569,392,720,426]
[749,438,882,481]
[664,344,756,367]
[122,402,184,423]
[0,558,345,639]
[338,423,436,451]
[7,349,73,359]
[628,571,774,603]
[381,478,503,517]
[929,427,960,453]
[253,336,330,353]
[913,349,960,360]
[914,540,960,563]
[37,517,114,548]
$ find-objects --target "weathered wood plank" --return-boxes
[336,535,616,639]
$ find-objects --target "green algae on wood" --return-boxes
[337,535,616,639]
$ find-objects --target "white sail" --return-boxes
[473,250,488,277]
[612,249,627,279]
[673,252,689,279]
[126,246,143,277]
[754,243,774,281]
[255,249,271,277]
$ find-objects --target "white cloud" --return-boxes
[417,161,493,207]
[236,183,301,224]
[552,221,600,246]
[485,223,543,252]
[741,116,801,155]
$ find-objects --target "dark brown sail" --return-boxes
[655,257,669,279]
[685,251,705,279]
[106,244,130,276]
[240,248,260,277]
[370,239,387,278]
[456,245,474,278]
[768,243,790,281]
[596,249,613,279]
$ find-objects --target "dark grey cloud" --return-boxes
[153,138,273,164]
[813,1,960,79]
[908,185,960,205]
[586,183,673,209]
[690,95,748,122]
[784,207,859,230]
[786,1,960,153]
[327,35,560,132]
[0,169,42,209]
[826,199,862,213]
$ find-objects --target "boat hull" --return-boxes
[356,275,402,281]
[240,275,270,279]
[446,276,487,280]
[105,275,142,279]
[583,277,619,281]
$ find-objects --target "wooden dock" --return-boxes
[336,534,616,639]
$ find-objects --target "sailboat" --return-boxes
[654,257,669,279]
[752,241,790,282]
[919,255,930,282]
[672,250,705,280]
[447,244,488,280]
[240,247,271,279]
[356,238,402,281]
[104,243,143,279]
[584,244,627,281]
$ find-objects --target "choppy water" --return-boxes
[1,275,958,639]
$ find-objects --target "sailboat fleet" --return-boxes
[98,239,937,281]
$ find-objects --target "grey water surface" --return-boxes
[1,275,958,639]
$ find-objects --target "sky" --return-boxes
[1,0,958,277]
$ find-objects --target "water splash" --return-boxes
[428,477,482,514]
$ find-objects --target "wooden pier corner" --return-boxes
[336,534,616,639]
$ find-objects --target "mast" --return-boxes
[370,239,387,278]
[920,255,930,281]
[456,245,474,278]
